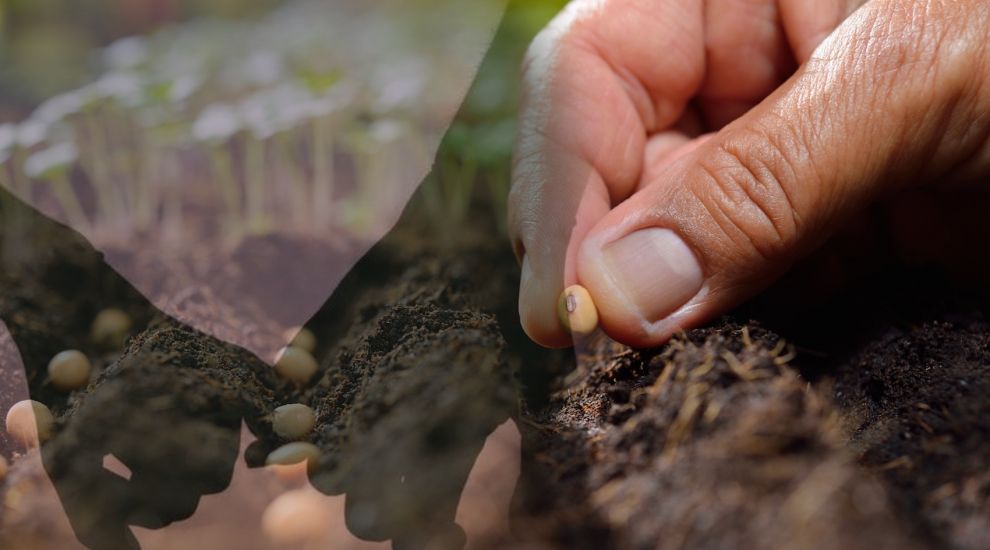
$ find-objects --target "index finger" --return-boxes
[508,0,705,347]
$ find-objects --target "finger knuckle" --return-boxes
[694,130,805,262]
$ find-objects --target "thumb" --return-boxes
[577,1,990,347]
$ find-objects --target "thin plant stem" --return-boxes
[162,189,184,245]
[135,133,160,231]
[245,136,267,232]
[210,145,242,240]
[50,171,89,232]
[355,145,380,233]
[441,151,476,226]
[83,113,118,224]
[311,118,334,231]
[277,132,308,232]
[102,111,132,226]
[9,149,29,200]
[0,169,23,263]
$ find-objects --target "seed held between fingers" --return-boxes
[557,285,599,335]
[5,400,54,447]
[47,350,92,391]
[274,346,318,385]
[266,441,321,472]
[272,403,316,440]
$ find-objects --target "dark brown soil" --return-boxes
[0,185,988,550]
[835,312,990,548]
[512,276,990,550]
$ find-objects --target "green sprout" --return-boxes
[23,142,88,230]
[4,0,519,250]
[192,103,244,239]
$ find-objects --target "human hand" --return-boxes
[41,326,245,550]
[510,0,990,348]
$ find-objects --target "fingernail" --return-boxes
[601,228,703,323]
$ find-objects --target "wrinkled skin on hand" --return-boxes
[510,0,990,349]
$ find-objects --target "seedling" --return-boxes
[265,441,321,471]
[193,104,244,234]
[272,403,316,440]
[47,350,92,391]
[5,400,54,447]
[2,0,510,258]
[23,142,89,231]
[557,285,599,335]
[91,308,132,350]
[274,346,319,385]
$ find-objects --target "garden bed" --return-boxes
[0,185,988,549]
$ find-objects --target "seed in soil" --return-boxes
[266,442,321,471]
[557,284,599,334]
[47,350,92,391]
[284,327,317,353]
[5,400,54,447]
[275,346,318,384]
[0,455,7,481]
[91,308,132,350]
[272,403,316,440]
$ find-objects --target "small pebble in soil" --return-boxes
[275,346,319,385]
[557,284,599,335]
[91,308,132,350]
[266,442,321,471]
[284,327,317,354]
[272,403,316,440]
[5,400,54,447]
[262,488,331,544]
[47,350,92,391]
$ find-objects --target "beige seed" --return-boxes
[272,404,316,440]
[5,400,54,447]
[557,285,599,335]
[266,442,321,472]
[91,308,132,350]
[274,346,318,384]
[284,327,317,354]
[47,350,92,391]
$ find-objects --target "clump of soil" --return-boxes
[515,324,915,550]
[42,319,274,549]
[253,232,521,549]
[836,313,990,548]
[1,189,524,550]
[513,277,990,550]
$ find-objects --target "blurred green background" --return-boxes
[423,0,568,236]
[0,0,569,236]
[0,0,565,117]
[0,0,282,115]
